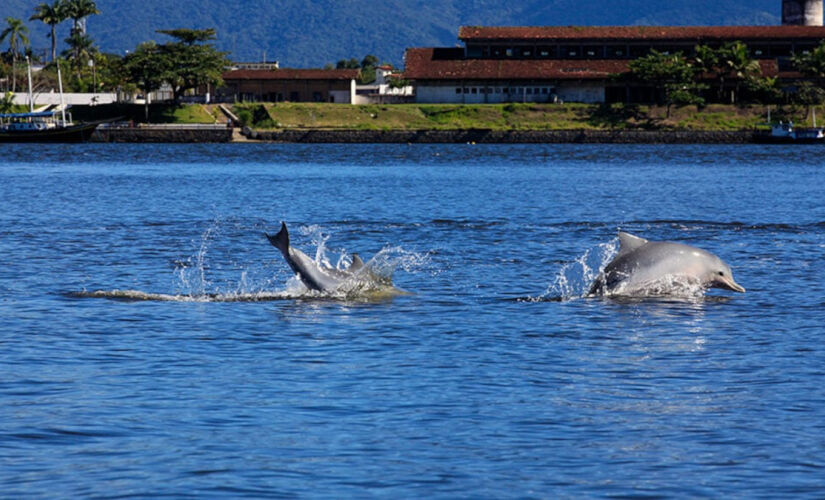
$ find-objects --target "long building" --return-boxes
[405,1,825,104]
[220,69,359,103]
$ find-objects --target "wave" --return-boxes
[67,285,410,303]
[66,289,295,303]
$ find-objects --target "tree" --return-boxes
[63,28,96,83]
[628,50,699,116]
[792,81,825,125]
[30,1,67,63]
[743,75,784,104]
[123,42,169,122]
[359,54,379,84]
[62,0,98,77]
[155,28,228,103]
[694,42,760,104]
[63,0,99,35]
[156,28,216,45]
[336,58,359,69]
[0,91,15,113]
[0,18,30,93]
[792,41,825,85]
[717,41,761,104]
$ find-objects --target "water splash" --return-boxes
[606,275,709,299]
[535,235,717,301]
[535,238,619,301]
[78,222,427,303]
[175,220,219,297]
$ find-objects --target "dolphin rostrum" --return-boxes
[589,232,745,296]
[266,222,372,293]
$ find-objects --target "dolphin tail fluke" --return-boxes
[266,222,290,255]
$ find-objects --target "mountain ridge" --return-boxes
[2,0,783,67]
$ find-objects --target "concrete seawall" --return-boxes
[93,124,233,143]
[248,129,756,144]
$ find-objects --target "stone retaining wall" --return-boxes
[93,126,233,143]
[248,128,755,144]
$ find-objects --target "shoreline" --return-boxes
[91,126,767,144]
[245,128,756,144]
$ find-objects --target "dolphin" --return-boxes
[266,222,375,293]
[589,232,745,296]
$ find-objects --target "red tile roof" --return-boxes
[403,48,790,81]
[458,25,825,42]
[223,69,359,80]
[404,48,630,80]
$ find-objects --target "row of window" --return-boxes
[467,44,816,60]
[455,87,556,95]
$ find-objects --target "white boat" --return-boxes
[754,107,825,144]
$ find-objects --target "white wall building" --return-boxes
[353,65,414,104]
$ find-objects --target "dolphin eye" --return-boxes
[718,271,724,276]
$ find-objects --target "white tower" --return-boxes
[782,0,824,26]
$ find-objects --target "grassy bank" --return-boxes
[50,101,825,131]
[68,103,222,124]
[227,102,824,132]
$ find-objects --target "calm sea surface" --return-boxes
[1,143,824,498]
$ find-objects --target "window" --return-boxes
[608,46,626,58]
[471,87,478,94]
[541,88,549,94]
[562,46,580,58]
[526,88,532,95]
[456,88,462,94]
[506,48,514,57]
[495,88,501,94]
[584,46,601,58]
[534,88,540,94]
[522,49,532,57]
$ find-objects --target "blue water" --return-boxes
[1,143,824,498]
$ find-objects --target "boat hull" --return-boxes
[0,121,101,143]
[753,131,825,144]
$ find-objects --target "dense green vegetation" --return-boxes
[2,0,782,67]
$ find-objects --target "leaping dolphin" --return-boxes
[266,222,378,293]
[589,232,745,296]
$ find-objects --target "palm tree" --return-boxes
[30,1,67,63]
[793,42,825,78]
[0,17,31,93]
[63,0,99,36]
[718,41,761,104]
[63,29,96,82]
[0,91,15,113]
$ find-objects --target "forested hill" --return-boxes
[3,0,781,67]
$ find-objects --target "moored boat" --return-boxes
[0,56,101,143]
[0,110,102,142]
[754,120,825,144]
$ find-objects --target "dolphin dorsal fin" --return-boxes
[617,232,648,257]
[348,254,365,272]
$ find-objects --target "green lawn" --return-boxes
[227,102,812,131]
